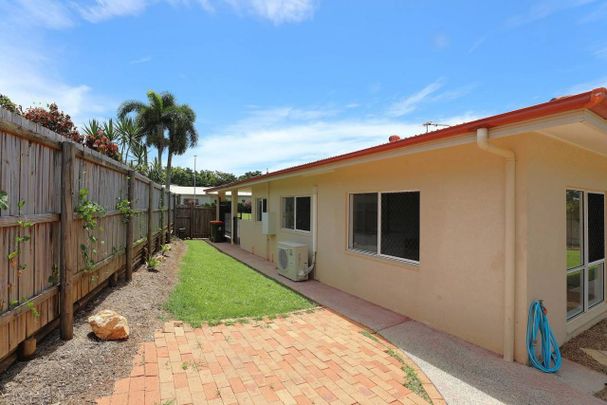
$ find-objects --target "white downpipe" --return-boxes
[304,185,318,276]
[476,128,516,362]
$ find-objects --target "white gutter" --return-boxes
[476,128,516,362]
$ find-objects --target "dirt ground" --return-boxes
[0,239,185,405]
[561,318,607,401]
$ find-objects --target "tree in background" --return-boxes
[118,90,176,170]
[239,170,263,180]
[165,104,198,190]
[166,167,264,187]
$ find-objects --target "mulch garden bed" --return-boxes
[0,240,185,405]
[561,318,607,401]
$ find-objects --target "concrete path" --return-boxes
[210,241,606,404]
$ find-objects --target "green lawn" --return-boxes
[567,249,581,268]
[166,240,314,326]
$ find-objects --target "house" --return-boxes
[208,88,607,364]
[169,185,251,206]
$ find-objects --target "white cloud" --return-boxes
[468,36,487,54]
[0,9,116,126]
[593,46,607,59]
[74,0,148,23]
[129,56,153,64]
[175,105,480,174]
[0,42,116,126]
[505,0,597,27]
[224,0,317,24]
[564,77,607,94]
[2,0,318,27]
[386,79,445,117]
[0,0,74,29]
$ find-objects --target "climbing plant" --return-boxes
[115,197,134,223]
[0,191,8,210]
[6,200,33,274]
[75,188,106,271]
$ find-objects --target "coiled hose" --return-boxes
[526,299,561,373]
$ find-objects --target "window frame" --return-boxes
[348,190,420,265]
[281,195,312,233]
[566,189,606,321]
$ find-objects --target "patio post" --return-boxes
[216,192,223,221]
[230,189,238,245]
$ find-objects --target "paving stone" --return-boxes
[96,309,440,404]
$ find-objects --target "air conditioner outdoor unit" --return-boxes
[276,241,309,281]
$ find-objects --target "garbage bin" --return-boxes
[210,220,225,242]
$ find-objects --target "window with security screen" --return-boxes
[281,196,311,231]
[349,191,420,263]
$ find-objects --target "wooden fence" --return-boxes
[0,108,175,370]
[174,206,215,239]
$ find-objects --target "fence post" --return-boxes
[60,142,75,340]
[147,181,154,259]
[166,190,171,243]
[125,170,135,281]
[189,202,194,239]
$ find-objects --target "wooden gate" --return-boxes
[174,206,215,238]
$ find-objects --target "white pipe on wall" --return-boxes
[476,127,516,362]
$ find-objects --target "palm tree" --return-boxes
[116,116,143,163]
[117,91,176,169]
[165,104,198,190]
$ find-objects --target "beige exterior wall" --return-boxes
[520,134,607,362]
[236,132,607,361]
[315,142,508,355]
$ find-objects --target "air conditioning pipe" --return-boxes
[476,127,516,362]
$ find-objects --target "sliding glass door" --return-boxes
[566,190,605,320]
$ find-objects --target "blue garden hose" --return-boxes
[526,299,562,373]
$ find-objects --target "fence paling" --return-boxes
[60,142,75,340]
[0,107,175,368]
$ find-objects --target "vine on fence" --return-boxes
[6,201,33,275]
[0,191,8,210]
[0,196,39,319]
[76,188,106,271]
[115,197,134,223]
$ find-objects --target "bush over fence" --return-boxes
[0,107,175,370]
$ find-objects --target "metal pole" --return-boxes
[193,155,197,205]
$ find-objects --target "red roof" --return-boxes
[209,87,607,191]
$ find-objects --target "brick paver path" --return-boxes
[96,309,443,404]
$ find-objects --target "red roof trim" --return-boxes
[209,88,607,191]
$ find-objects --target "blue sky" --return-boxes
[1,0,606,175]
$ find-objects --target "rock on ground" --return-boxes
[88,310,130,341]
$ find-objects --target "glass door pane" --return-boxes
[566,190,583,269]
[567,269,584,318]
[588,193,605,263]
[588,263,604,308]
